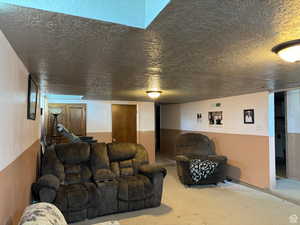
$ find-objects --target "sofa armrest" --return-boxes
[207,155,227,164]
[139,164,167,178]
[175,155,194,185]
[35,175,60,203]
[175,155,190,162]
[37,174,60,190]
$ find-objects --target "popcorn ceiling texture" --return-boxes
[1,0,300,103]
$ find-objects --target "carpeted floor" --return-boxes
[74,165,300,225]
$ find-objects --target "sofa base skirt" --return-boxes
[62,207,101,223]
[62,197,162,223]
[118,197,157,212]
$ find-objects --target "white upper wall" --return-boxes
[287,89,300,134]
[47,99,155,132]
[0,31,40,171]
[161,92,270,136]
[138,102,155,131]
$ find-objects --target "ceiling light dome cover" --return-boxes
[146,90,162,99]
[272,39,300,63]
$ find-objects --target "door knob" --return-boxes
[112,138,116,142]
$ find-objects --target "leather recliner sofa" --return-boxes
[34,142,167,223]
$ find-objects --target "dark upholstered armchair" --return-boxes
[175,133,227,185]
[33,142,166,223]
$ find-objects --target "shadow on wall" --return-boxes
[226,165,241,181]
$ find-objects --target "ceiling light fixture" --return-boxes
[272,39,300,63]
[146,90,162,99]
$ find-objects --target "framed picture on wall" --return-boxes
[244,109,254,124]
[208,111,223,125]
[27,74,38,120]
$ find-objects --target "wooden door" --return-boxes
[67,104,86,136]
[112,104,137,143]
[47,103,86,143]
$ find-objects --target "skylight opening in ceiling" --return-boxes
[46,94,84,100]
[0,0,170,28]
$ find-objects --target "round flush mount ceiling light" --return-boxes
[146,90,162,99]
[272,39,300,63]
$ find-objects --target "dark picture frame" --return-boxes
[244,109,254,124]
[208,111,223,125]
[27,74,38,120]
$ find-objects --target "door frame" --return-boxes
[111,103,139,143]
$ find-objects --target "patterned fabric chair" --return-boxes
[19,202,67,225]
[175,133,227,185]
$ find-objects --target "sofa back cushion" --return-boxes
[107,143,149,177]
[176,133,214,157]
[90,143,110,170]
[42,147,65,182]
[107,143,137,162]
[56,143,90,164]
[64,164,92,184]
[54,143,92,185]
[111,160,135,177]
[90,143,116,182]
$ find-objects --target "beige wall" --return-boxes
[139,131,155,163]
[286,90,300,181]
[161,92,274,189]
[87,132,113,143]
[0,141,40,225]
[161,129,270,188]
[48,99,156,163]
[286,133,300,181]
[161,92,270,135]
[0,31,40,225]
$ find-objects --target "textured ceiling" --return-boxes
[1,0,300,103]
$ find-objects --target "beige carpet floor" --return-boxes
[74,165,300,225]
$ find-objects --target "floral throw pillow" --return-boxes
[190,159,219,183]
[19,202,67,225]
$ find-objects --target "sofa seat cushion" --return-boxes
[55,182,100,212]
[117,175,153,201]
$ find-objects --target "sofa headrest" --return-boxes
[55,142,90,164]
[107,143,137,162]
[176,133,214,156]
[90,143,110,170]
